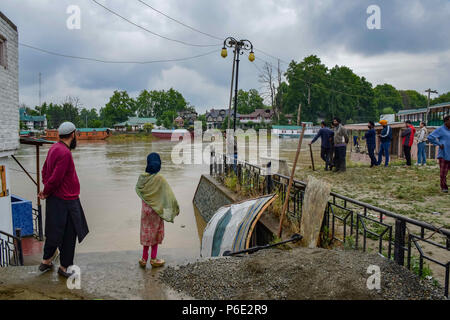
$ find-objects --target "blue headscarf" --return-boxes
[145,152,161,174]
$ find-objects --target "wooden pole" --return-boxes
[309,144,315,171]
[277,123,306,238]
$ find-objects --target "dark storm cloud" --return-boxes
[1,0,449,112]
[309,0,450,55]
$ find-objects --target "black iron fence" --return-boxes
[0,229,24,267]
[210,152,450,297]
[32,206,44,241]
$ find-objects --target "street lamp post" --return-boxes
[221,37,255,131]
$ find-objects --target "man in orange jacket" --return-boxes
[401,120,416,166]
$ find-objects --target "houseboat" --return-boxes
[45,128,111,141]
[271,123,318,138]
[151,129,193,140]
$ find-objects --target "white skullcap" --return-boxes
[58,122,76,135]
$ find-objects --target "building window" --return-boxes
[0,35,6,68]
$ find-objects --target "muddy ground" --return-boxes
[160,247,446,300]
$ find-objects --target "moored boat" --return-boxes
[45,128,112,141]
[271,123,318,138]
[151,129,193,140]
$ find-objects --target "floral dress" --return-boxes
[140,200,164,246]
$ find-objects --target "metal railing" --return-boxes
[210,151,450,297]
[32,206,44,241]
[0,229,24,267]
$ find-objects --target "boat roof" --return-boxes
[272,124,311,130]
[77,128,110,132]
[114,117,157,126]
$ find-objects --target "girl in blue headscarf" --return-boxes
[136,153,179,268]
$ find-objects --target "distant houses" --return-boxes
[239,109,273,125]
[205,108,278,129]
[113,117,157,131]
[177,110,198,126]
[396,102,450,126]
[205,109,229,129]
[19,107,47,130]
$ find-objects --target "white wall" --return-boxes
[0,13,19,155]
[0,156,13,236]
[0,13,18,236]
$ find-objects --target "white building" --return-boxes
[0,12,19,236]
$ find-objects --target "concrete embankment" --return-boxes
[0,248,198,300]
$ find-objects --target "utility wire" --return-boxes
[19,42,217,64]
[253,55,374,100]
[91,0,220,48]
[255,48,375,90]
[136,0,223,41]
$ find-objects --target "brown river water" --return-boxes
[9,138,316,259]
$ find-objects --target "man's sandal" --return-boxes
[150,258,165,267]
[38,262,53,272]
[138,258,147,268]
[57,267,74,278]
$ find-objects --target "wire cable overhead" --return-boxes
[20,42,217,64]
[91,0,221,47]
[136,0,223,41]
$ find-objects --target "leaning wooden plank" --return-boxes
[299,175,331,248]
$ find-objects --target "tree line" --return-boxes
[260,54,450,125]
[24,89,194,129]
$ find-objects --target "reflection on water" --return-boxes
[9,137,315,257]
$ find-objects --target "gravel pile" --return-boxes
[160,247,446,300]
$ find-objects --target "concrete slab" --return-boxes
[0,248,199,300]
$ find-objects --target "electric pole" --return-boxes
[425,88,438,124]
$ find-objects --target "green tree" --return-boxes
[79,108,100,128]
[197,114,207,131]
[235,89,265,114]
[399,90,427,109]
[100,90,135,128]
[381,107,395,114]
[136,88,188,118]
[432,91,450,105]
[284,55,329,122]
[143,123,154,133]
[374,84,403,113]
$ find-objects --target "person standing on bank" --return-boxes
[401,120,416,167]
[309,121,334,171]
[332,117,349,172]
[136,153,180,268]
[38,122,89,278]
[363,121,377,167]
[416,121,428,166]
[427,115,450,193]
[376,120,392,167]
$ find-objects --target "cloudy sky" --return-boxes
[2,0,450,113]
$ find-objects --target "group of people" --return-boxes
[38,121,179,278]
[309,115,450,193]
[309,117,349,172]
